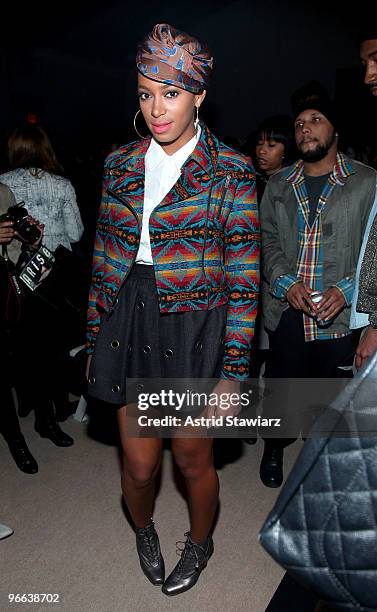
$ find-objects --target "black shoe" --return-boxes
[7,436,38,474]
[260,445,283,488]
[243,437,257,445]
[162,532,214,596]
[35,420,74,447]
[136,519,165,585]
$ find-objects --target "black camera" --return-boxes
[0,202,42,244]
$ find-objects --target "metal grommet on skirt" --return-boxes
[87,264,227,407]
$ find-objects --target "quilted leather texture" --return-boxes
[260,352,377,611]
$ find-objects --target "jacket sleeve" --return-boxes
[357,212,377,324]
[260,181,299,298]
[86,167,109,353]
[62,180,84,244]
[0,183,17,212]
[221,169,260,380]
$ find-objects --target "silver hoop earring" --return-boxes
[194,106,199,131]
[133,109,148,139]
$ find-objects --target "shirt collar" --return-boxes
[284,152,355,186]
[146,126,201,172]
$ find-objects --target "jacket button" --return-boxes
[195,341,203,352]
[88,376,96,384]
[164,348,174,358]
[137,300,145,312]
[128,344,132,353]
[136,383,144,391]
[143,345,151,353]
[111,339,120,349]
[112,385,120,393]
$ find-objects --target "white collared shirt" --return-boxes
[135,128,201,265]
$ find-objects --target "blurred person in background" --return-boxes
[351,30,377,368]
[0,125,84,445]
[255,115,295,202]
[244,116,294,445]
[0,124,83,252]
[0,183,38,472]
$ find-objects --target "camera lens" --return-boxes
[16,219,41,243]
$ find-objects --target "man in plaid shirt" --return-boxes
[259,82,376,487]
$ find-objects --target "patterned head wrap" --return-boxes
[136,23,213,93]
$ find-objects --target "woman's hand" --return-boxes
[205,378,242,420]
[14,216,44,247]
[0,220,15,245]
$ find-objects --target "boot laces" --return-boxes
[175,532,205,572]
[139,522,159,561]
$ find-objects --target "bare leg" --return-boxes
[171,436,218,543]
[117,405,163,528]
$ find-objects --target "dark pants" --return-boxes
[263,308,359,448]
[12,291,76,422]
[0,387,22,442]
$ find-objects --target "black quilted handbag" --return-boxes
[259,352,377,611]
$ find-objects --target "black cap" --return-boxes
[358,30,377,45]
[291,81,337,129]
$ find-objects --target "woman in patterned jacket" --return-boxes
[86,23,260,596]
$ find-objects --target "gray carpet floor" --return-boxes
[1,413,301,612]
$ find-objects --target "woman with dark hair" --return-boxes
[1,124,83,251]
[255,115,294,202]
[86,23,259,596]
[244,116,294,444]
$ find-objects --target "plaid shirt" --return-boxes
[272,153,354,342]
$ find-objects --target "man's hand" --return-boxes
[315,287,346,322]
[205,378,241,420]
[286,281,315,315]
[0,220,15,245]
[355,326,377,370]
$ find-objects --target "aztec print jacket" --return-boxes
[87,124,260,379]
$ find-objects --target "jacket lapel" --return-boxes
[107,139,149,219]
[156,124,218,208]
[107,124,220,215]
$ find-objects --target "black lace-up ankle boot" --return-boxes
[162,532,214,596]
[135,519,165,585]
[260,443,284,488]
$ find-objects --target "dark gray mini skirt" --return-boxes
[87,264,227,407]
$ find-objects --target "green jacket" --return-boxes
[260,155,376,334]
